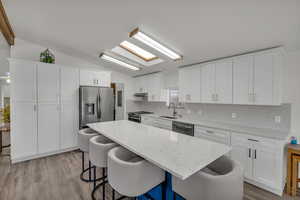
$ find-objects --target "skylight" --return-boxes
[120,41,158,62]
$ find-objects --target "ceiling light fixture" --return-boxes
[120,41,158,62]
[99,53,140,71]
[129,28,182,61]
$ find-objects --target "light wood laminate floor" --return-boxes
[0,150,299,200]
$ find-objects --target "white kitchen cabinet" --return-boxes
[10,60,38,160]
[230,132,286,195]
[80,69,111,87]
[201,60,233,104]
[10,60,37,102]
[178,65,201,103]
[11,102,38,159]
[194,126,231,145]
[148,73,166,102]
[37,104,60,153]
[60,67,79,149]
[135,75,149,93]
[201,63,215,103]
[10,59,79,163]
[233,55,254,104]
[37,63,60,154]
[215,60,233,104]
[233,50,283,105]
[141,116,172,130]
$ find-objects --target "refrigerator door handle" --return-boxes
[96,94,100,119]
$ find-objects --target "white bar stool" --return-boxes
[172,155,243,200]
[89,135,118,200]
[78,128,98,182]
[108,146,165,200]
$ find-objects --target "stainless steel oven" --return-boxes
[172,121,194,136]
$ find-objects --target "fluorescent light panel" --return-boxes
[130,28,182,60]
[120,41,157,61]
[100,54,140,71]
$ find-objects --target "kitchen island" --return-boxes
[88,120,231,199]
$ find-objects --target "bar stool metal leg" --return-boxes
[103,168,105,200]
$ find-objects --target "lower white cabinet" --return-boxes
[141,116,172,130]
[194,125,231,145]
[38,104,60,154]
[11,102,38,159]
[231,132,286,195]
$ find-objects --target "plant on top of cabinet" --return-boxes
[40,49,55,64]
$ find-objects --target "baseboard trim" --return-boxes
[245,178,284,196]
[11,146,79,164]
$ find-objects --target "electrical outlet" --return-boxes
[275,115,281,123]
[232,113,237,119]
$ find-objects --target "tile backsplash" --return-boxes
[127,100,291,131]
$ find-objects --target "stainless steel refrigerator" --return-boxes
[79,86,114,128]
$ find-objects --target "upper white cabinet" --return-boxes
[134,73,166,102]
[233,55,254,104]
[135,75,149,93]
[148,73,166,102]
[10,60,37,102]
[233,50,283,105]
[179,65,201,103]
[80,70,111,87]
[201,60,233,104]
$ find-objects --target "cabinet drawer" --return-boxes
[153,118,172,130]
[195,126,230,145]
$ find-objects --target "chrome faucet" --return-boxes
[168,102,178,117]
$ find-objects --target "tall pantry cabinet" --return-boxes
[10,59,79,163]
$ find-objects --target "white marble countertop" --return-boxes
[88,120,231,180]
[142,114,289,140]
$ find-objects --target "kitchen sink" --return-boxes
[160,115,177,119]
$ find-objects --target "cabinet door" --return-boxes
[37,63,60,103]
[60,67,79,149]
[61,102,77,149]
[10,60,37,102]
[233,55,254,105]
[253,53,274,105]
[38,104,60,153]
[37,63,60,154]
[80,70,96,86]
[252,144,280,188]
[11,102,38,159]
[178,65,201,103]
[135,76,148,93]
[148,73,164,102]
[231,144,253,179]
[201,63,216,103]
[95,71,111,87]
[215,60,233,104]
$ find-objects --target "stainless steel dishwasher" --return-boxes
[172,121,194,136]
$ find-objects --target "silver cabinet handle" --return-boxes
[254,149,257,159]
[248,148,251,158]
[211,94,215,101]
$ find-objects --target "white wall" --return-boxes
[283,51,300,136]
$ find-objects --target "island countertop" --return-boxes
[88,120,230,180]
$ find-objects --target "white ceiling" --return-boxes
[3,0,300,76]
